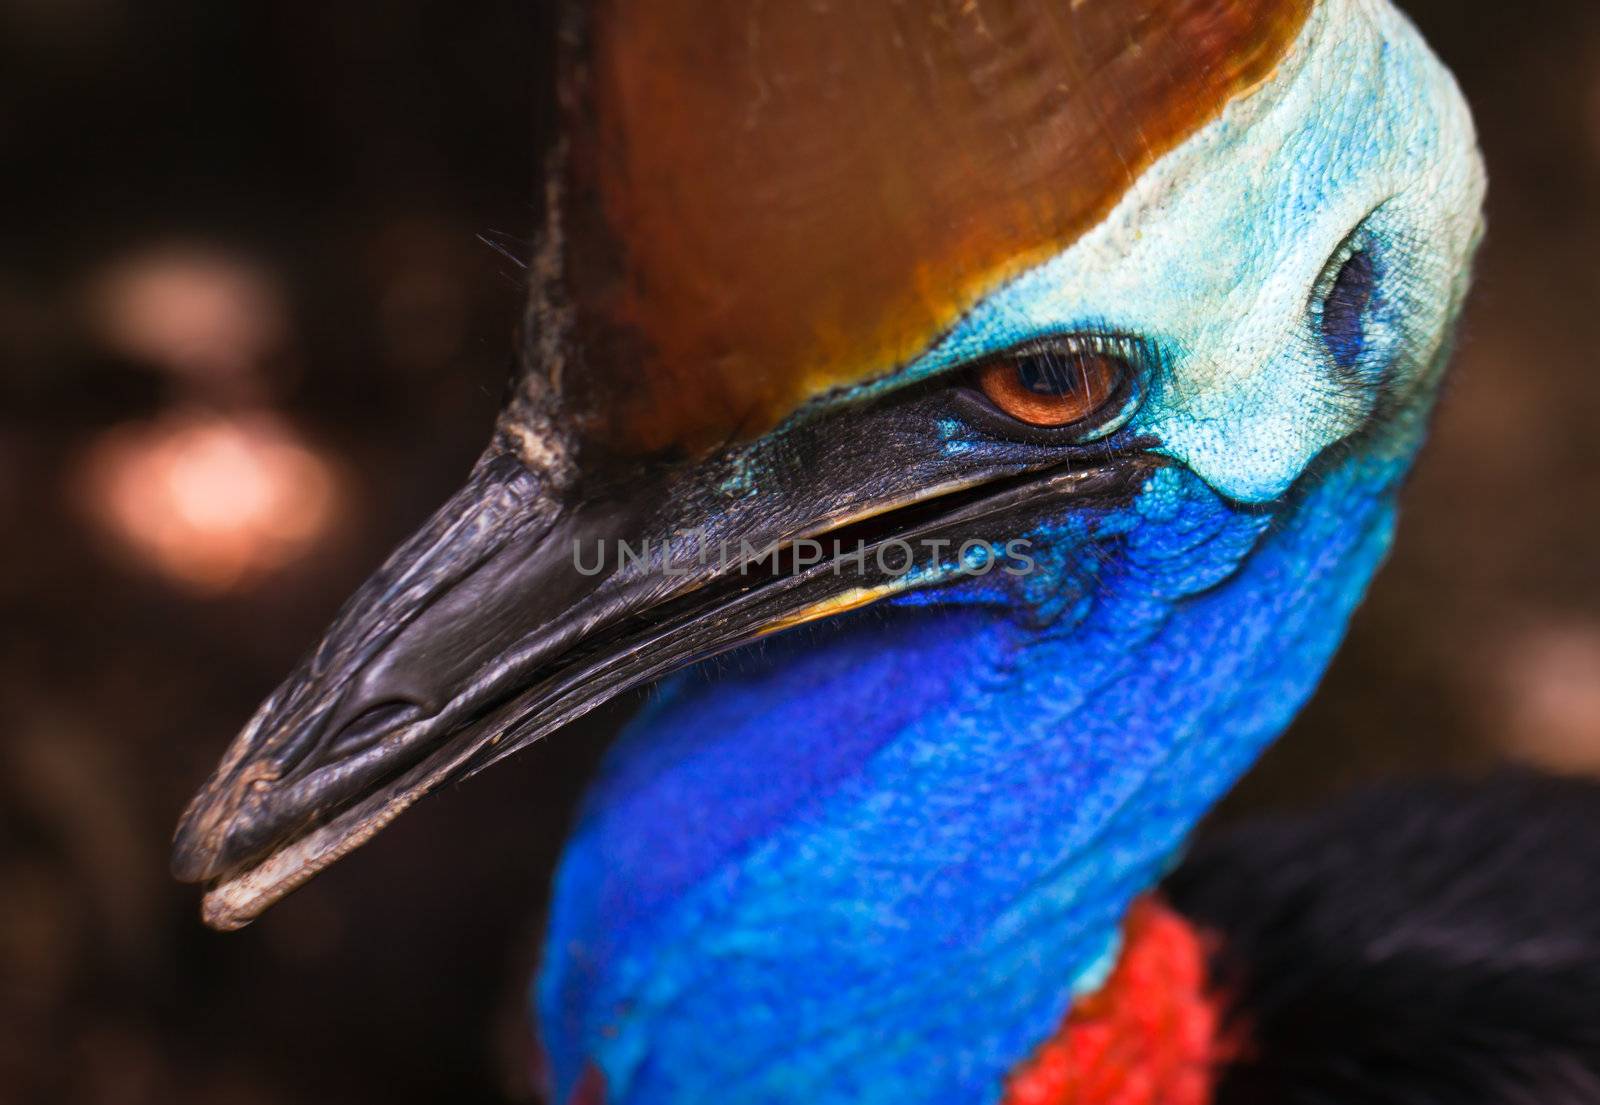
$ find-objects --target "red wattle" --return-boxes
[1001,897,1239,1105]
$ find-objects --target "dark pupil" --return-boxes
[1321,249,1376,370]
[1016,351,1086,396]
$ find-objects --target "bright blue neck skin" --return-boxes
[535,441,1408,1105]
[534,3,1485,1092]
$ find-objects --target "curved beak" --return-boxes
[174,416,1150,929]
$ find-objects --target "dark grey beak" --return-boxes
[170,452,572,910]
[173,391,1153,930]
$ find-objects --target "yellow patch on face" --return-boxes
[758,583,908,638]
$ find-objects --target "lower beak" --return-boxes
[173,445,1147,929]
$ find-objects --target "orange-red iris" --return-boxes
[977,351,1123,428]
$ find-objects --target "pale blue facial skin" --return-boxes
[867,0,1483,504]
[537,3,1486,1104]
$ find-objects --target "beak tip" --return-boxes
[200,889,258,932]
[169,818,223,884]
[170,780,251,884]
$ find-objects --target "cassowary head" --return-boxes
[176,0,1484,1101]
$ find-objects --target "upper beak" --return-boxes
[173,430,1149,929]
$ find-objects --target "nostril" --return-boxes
[323,700,427,760]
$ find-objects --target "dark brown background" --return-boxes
[2,2,1597,1102]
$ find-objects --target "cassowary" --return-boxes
[170,0,1565,1101]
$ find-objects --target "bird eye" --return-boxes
[974,344,1129,429]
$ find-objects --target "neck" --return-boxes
[537,453,1405,1105]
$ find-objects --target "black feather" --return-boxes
[1163,774,1600,1105]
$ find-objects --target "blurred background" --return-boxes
[2,1,1597,1101]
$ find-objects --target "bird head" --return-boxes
[174,0,1484,976]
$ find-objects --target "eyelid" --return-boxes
[999,331,1152,368]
